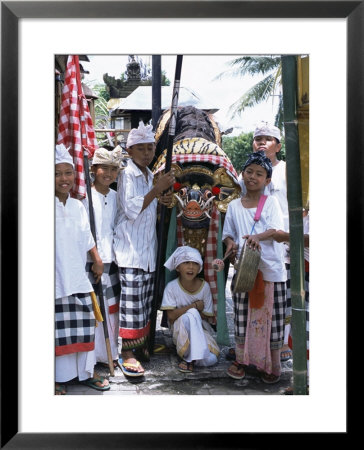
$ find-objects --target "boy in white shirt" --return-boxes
[83,147,124,369]
[223,151,286,384]
[113,122,175,377]
[55,144,109,394]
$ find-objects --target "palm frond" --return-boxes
[214,56,281,80]
[228,74,275,118]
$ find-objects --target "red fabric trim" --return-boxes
[109,304,119,314]
[119,321,150,339]
[55,341,95,356]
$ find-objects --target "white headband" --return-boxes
[164,246,203,273]
[92,146,125,168]
[55,144,74,168]
[126,121,155,148]
[253,121,281,142]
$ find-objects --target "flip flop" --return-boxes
[178,360,194,373]
[119,358,145,377]
[55,383,67,395]
[80,376,110,391]
[261,373,281,384]
[226,361,246,380]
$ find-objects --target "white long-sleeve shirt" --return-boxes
[55,196,95,298]
[82,187,117,264]
[113,159,157,272]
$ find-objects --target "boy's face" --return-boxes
[55,163,75,197]
[176,261,200,281]
[92,164,118,187]
[127,142,155,169]
[242,163,271,191]
[253,135,281,162]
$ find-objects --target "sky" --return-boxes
[83,54,280,136]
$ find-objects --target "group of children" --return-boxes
[55,120,309,394]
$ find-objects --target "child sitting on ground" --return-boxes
[160,246,220,373]
[222,151,287,384]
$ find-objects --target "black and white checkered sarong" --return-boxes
[86,262,121,315]
[55,293,96,356]
[118,267,155,339]
[232,274,286,350]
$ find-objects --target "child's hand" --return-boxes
[159,191,174,207]
[224,238,238,263]
[155,170,175,194]
[92,261,104,284]
[194,300,204,312]
[242,235,261,251]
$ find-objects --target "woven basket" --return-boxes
[233,243,261,294]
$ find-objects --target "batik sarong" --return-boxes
[118,267,154,341]
[55,293,96,356]
[232,274,286,350]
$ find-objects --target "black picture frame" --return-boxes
[1,1,358,447]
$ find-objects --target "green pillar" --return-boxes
[281,55,308,395]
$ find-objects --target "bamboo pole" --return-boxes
[281,55,308,395]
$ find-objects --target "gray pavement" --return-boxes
[65,267,293,395]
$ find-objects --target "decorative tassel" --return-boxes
[90,291,103,324]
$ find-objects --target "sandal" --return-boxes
[80,375,110,391]
[226,361,246,380]
[55,383,67,395]
[119,358,145,377]
[261,372,281,384]
[178,360,194,373]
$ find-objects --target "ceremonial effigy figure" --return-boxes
[152,105,241,343]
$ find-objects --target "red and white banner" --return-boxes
[57,55,98,199]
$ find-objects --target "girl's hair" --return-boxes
[242,151,272,178]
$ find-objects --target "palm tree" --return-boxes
[216,56,283,129]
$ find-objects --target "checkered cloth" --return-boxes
[232,276,286,350]
[155,153,239,181]
[118,268,155,339]
[57,55,98,200]
[203,205,220,324]
[86,262,121,315]
[55,293,96,356]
